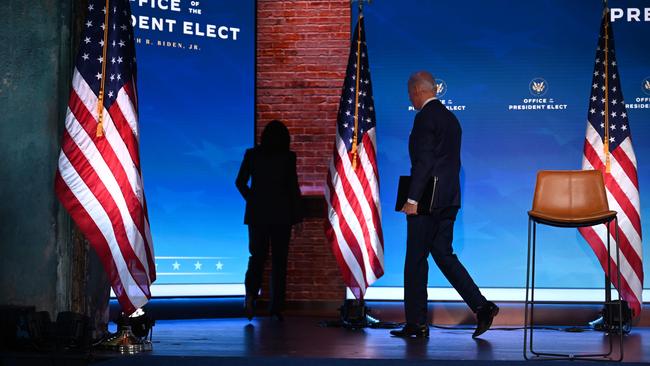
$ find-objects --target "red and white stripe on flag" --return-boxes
[55,0,154,315]
[579,9,643,317]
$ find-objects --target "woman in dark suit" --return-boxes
[235,120,302,321]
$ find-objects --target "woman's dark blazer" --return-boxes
[235,146,302,226]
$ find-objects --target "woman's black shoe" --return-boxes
[389,324,429,338]
[244,296,255,321]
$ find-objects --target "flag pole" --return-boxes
[96,0,111,138]
[351,3,363,170]
[602,2,611,173]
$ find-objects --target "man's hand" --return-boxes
[401,202,418,215]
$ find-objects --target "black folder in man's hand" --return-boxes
[395,176,438,215]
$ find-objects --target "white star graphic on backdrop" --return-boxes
[172,261,181,270]
[194,261,202,270]
[216,261,224,270]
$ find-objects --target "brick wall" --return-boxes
[256,0,350,303]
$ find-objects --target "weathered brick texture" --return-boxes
[256,0,350,302]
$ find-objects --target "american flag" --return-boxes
[325,15,384,299]
[578,9,643,317]
[55,0,155,315]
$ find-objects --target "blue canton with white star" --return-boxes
[337,16,377,151]
[77,0,137,109]
[587,11,632,151]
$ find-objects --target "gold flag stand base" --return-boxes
[95,325,153,354]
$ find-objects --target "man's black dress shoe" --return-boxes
[473,301,499,338]
[390,324,429,338]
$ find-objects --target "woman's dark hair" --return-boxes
[260,120,290,152]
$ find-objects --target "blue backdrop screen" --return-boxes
[363,0,649,290]
[133,0,254,285]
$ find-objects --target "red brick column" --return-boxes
[256,0,350,304]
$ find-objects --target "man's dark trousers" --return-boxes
[404,207,486,325]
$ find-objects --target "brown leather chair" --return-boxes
[524,170,623,361]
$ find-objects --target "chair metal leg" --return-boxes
[523,218,624,362]
[523,217,532,360]
[613,217,624,361]
[529,221,539,356]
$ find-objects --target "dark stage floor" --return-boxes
[4,317,650,365]
[87,317,650,365]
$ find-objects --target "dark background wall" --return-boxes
[0,0,77,317]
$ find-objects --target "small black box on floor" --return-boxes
[55,311,91,350]
[0,305,35,350]
[340,300,369,328]
[604,300,632,333]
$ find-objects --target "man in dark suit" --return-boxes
[236,120,302,321]
[390,71,498,338]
